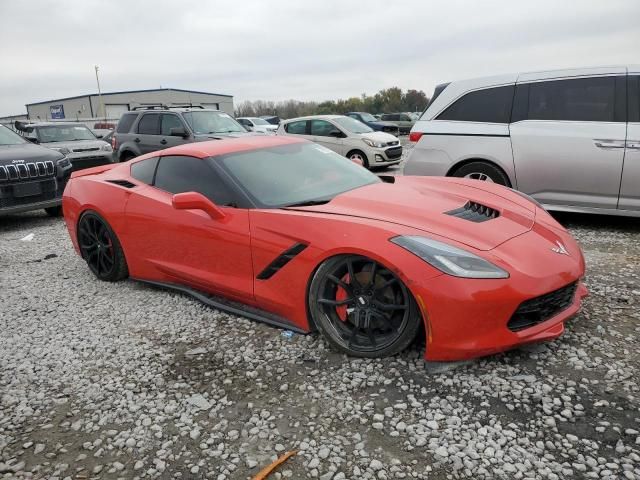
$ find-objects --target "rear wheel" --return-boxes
[452,161,511,186]
[77,212,128,281]
[44,206,63,217]
[347,150,369,169]
[308,255,422,358]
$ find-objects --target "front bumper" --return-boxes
[371,145,403,165]
[67,152,114,171]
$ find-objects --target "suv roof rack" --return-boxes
[131,104,206,111]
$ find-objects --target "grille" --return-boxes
[0,161,55,182]
[69,157,111,172]
[73,147,100,153]
[508,282,578,332]
[0,178,58,208]
[385,146,403,159]
[446,201,500,222]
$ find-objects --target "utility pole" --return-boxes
[95,65,105,121]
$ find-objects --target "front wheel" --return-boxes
[451,161,511,186]
[308,255,422,358]
[77,212,129,281]
[347,150,369,169]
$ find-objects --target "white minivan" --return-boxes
[405,65,640,217]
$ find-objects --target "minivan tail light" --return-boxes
[409,132,424,143]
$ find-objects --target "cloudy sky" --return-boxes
[0,0,638,115]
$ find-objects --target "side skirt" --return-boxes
[133,278,308,334]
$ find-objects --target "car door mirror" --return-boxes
[172,191,226,220]
[169,127,189,138]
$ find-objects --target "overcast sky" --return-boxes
[0,0,638,115]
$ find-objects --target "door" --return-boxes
[124,155,255,303]
[159,113,191,149]
[309,119,345,155]
[619,75,640,211]
[509,76,627,209]
[135,113,162,154]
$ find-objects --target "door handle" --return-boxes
[626,141,640,150]
[134,138,140,143]
[594,139,625,149]
[160,139,167,145]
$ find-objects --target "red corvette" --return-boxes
[62,136,587,361]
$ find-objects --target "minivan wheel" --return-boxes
[452,161,511,187]
[348,150,369,169]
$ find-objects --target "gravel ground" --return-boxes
[1,151,640,479]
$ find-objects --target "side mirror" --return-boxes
[95,134,104,139]
[169,127,189,138]
[329,130,343,138]
[172,192,226,220]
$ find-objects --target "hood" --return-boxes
[360,131,400,144]
[41,139,108,151]
[291,177,536,251]
[0,142,63,165]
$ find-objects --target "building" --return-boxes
[0,113,29,129]
[24,88,234,122]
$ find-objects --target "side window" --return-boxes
[116,113,137,133]
[437,85,515,123]
[347,114,359,120]
[629,75,640,123]
[285,120,307,134]
[160,114,184,135]
[137,114,160,135]
[400,114,411,121]
[527,77,616,122]
[130,157,158,185]
[154,155,236,206]
[310,120,336,136]
[237,119,250,127]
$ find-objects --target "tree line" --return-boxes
[234,87,430,119]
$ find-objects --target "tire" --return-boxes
[347,150,369,169]
[308,255,422,358]
[77,211,128,282]
[451,161,511,186]
[119,151,136,162]
[44,206,63,217]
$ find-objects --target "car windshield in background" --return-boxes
[359,113,377,122]
[251,118,270,126]
[37,125,96,143]
[217,142,380,208]
[0,126,27,145]
[334,117,374,134]
[183,111,246,134]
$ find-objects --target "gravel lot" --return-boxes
[1,150,640,479]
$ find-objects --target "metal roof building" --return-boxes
[25,88,234,122]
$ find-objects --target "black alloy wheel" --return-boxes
[309,255,422,358]
[77,212,128,281]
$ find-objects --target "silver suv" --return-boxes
[112,106,252,162]
[405,65,640,217]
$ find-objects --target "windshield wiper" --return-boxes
[283,199,332,208]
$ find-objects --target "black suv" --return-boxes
[0,124,72,217]
[112,105,253,162]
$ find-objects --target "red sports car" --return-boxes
[62,136,587,361]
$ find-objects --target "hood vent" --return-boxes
[445,201,499,223]
[106,179,136,189]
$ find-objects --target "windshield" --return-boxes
[217,142,380,208]
[183,111,246,134]
[37,125,96,143]
[251,118,270,126]
[334,117,373,134]
[358,112,377,122]
[0,125,27,146]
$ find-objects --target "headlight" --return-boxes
[391,236,509,279]
[56,157,71,168]
[362,138,386,148]
[101,144,113,152]
[51,147,71,155]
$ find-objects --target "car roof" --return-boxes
[133,135,307,161]
[282,114,345,123]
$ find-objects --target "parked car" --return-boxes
[0,124,72,217]
[405,65,640,217]
[277,115,402,169]
[345,112,400,135]
[62,135,587,360]
[380,113,416,133]
[15,121,113,172]
[260,115,281,125]
[236,117,278,133]
[112,106,253,162]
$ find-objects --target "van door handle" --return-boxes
[594,139,625,149]
[134,137,140,143]
[626,141,640,150]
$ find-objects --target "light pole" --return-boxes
[94,65,105,121]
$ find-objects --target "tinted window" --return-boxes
[130,157,158,185]
[310,120,337,137]
[116,113,137,133]
[160,114,184,135]
[154,155,236,206]
[400,114,412,121]
[437,85,514,123]
[527,77,616,122]
[237,119,251,127]
[285,120,307,134]
[629,75,640,123]
[137,114,160,135]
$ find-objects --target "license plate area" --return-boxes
[13,182,43,197]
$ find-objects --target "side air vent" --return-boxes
[106,179,137,188]
[257,243,308,280]
[445,201,499,223]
